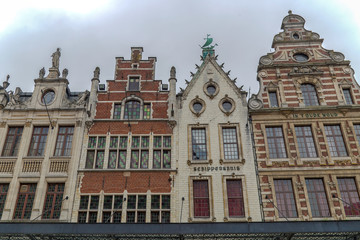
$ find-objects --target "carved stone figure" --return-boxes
[51,48,61,69]
[3,75,10,90]
[62,68,68,78]
[94,67,100,79]
[76,90,90,105]
[170,66,176,78]
[39,67,45,79]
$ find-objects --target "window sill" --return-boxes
[0,156,17,160]
[187,159,211,166]
[220,158,245,165]
[224,216,249,222]
[23,156,45,160]
[189,216,215,223]
[49,156,71,160]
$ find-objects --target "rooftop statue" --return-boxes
[51,48,61,69]
[201,34,217,58]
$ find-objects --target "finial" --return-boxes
[190,72,195,77]
[51,48,61,69]
[170,66,176,78]
[62,68,68,78]
[288,10,292,15]
[94,67,100,79]
[3,75,10,90]
[39,68,45,79]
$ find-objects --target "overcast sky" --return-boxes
[0,0,359,96]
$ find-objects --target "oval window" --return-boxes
[206,85,216,95]
[222,101,232,112]
[293,53,309,62]
[42,90,55,104]
[193,102,203,113]
[293,33,300,39]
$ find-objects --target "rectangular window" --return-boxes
[28,127,49,156]
[2,127,23,156]
[54,126,74,156]
[274,179,297,218]
[266,127,287,159]
[85,136,106,169]
[151,195,170,223]
[324,125,348,157]
[337,178,360,216]
[343,89,354,105]
[191,128,207,160]
[113,104,121,119]
[305,179,330,218]
[130,136,149,169]
[153,136,171,169]
[42,183,65,219]
[14,184,37,219]
[295,126,317,158]
[128,77,140,91]
[108,136,127,169]
[193,180,210,218]
[102,195,123,223]
[353,124,360,145]
[0,184,9,219]
[78,195,99,223]
[269,91,279,107]
[226,180,245,217]
[126,195,146,223]
[222,128,239,160]
[143,103,151,119]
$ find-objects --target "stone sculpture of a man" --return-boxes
[51,48,61,69]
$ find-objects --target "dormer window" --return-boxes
[269,91,279,107]
[124,100,140,119]
[343,89,354,105]
[128,77,140,91]
[42,90,55,105]
[301,84,319,106]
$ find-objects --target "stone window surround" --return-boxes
[218,95,235,116]
[334,174,360,220]
[127,75,141,92]
[261,123,291,166]
[268,176,301,221]
[39,87,57,106]
[188,175,214,222]
[293,76,325,107]
[222,175,249,222]
[187,124,211,164]
[289,48,313,63]
[218,123,244,164]
[264,81,280,108]
[341,87,355,105]
[203,79,220,99]
[189,96,206,117]
[111,95,151,120]
[338,80,354,105]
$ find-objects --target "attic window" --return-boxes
[206,85,216,95]
[293,53,309,62]
[193,102,203,113]
[292,33,300,39]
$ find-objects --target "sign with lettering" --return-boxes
[293,112,338,119]
[193,166,240,172]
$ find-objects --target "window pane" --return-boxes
[85,151,95,169]
[266,127,287,158]
[118,151,127,169]
[269,92,279,107]
[129,77,140,91]
[42,183,64,219]
[343,89,354,105]
[151,195,160,209]
[192,128,207,160]
[130,151,139,168]
[54,126,74,156]
[324,125,347,157]
[338,178,360,216]
[163,150,171,169]
[274,180,297,218]
[153,150,161,169]
[306,179,330,217]
[295,126,317,158]
[193,180,210,217]
[2,127,23,156]
[124,101,140,119]
[113,104,121,119]
[28,127,48,156]
[140,150,149,169]
[110,137,118,149]
[14,184,37,220]
[108,151,117,169]
[226,180,245,217]
[143,104,151,119]
[154,136,162,148]
[301,84,319,106]
[0,184,9,218]
[222,128,239,160]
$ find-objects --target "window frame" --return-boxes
[294,125,318,159]
[78,195,100,223]
[265,126,288,159]
[268,91,279,108]
[323,124,348,157]
[153,136,171,169]
[189,176,213,221]
[42,183,65,220]
[85,136,106,169]
[189,126,209,162]
[0,184,9,219]
[2,126,23,157]
[219,124,242,162]
[13,183,37,220]
[273,179,298,219]
[108,136,128,169]
[54,126,74,157]
[336,177,360,217]
[113,103,122,119]
[124,100,141,120]
[305,178,331,218]
[126,194,147,223]
[342,88,354,105]
[150,194,171,223]
[128,76,140,91]
[130,136,149,169]
[28,126,49,156]
[102,194,123,223]
[224,178,246,220]
[301,83,319,106]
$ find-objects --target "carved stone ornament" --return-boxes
[259,56,273,65]
[76,90,90,105]
[330,51,345,62]
[248,95,263,110]
[93,67,100,79]
[39,68,45,79]
[289,66,323,76]
[170,66,176,79]
[62,68,68,78]
[258,70,268,78]
[311,33,320,40]
[274,34,284,42]
[295,181,304,191]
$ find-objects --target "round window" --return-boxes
[293,53,309,62]
[42,90,55,104]
[206,85,216,95]
[193,102,203,113]
[293,33,300,39]
[222,101,232,112]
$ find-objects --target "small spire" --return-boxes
[170,66,176,79]
[288,10,292,15]
[93,67,100,79]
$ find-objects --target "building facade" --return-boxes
[249,11,360,221]
[175,42,262,223]
[0,50,90,222]
[72,47,177,223]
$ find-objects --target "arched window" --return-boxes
[124,100,140,119]
[301,84,319,106]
